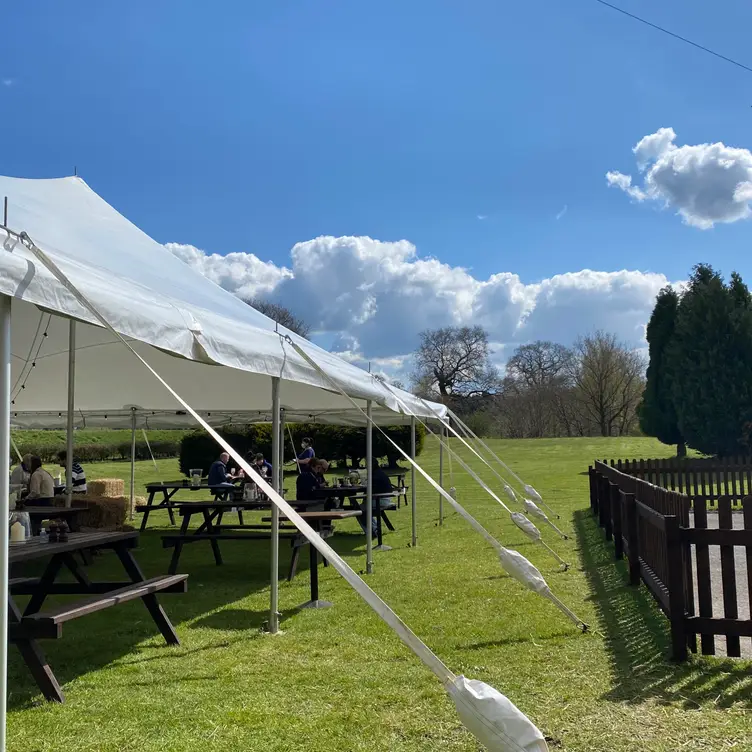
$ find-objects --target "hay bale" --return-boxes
[87,478,125,498]
[66,495,129,529]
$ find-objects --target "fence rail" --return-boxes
[590,460,752,660]
[608,456,752,506]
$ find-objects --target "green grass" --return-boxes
[9,437,752,751]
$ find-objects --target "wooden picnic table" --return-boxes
[20,506,87,535]
[262,510,362,608]
[140,480,244,530]
[8,530,187,703]
[161,498,322,574]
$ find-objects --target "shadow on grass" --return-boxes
[573,509,752,710]
[7,521,380,708]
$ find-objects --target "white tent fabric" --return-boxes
[0,176,446,424]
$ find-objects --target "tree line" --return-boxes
[411,326,645,438]
[638,264,752,457]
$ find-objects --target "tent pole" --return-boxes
[366,400,373,574]
[269,377,281,634]
[0,294,12,752]
[411,415,417,547]
[65,320,76,508]
[129,408,136,520]
[438,422,444,526]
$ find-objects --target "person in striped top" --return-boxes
[57,451,87,494]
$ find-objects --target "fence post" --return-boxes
[598,474,608,531]
[665,515,688,661]
[622,491,640,585]
[603,477,613,542]
[589,466,598,517]
[610,481,623,559]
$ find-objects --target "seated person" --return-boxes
[314,459,329,486]
[371,460,395,497]
[57,450,87,494]
[359,459,395,536]
[10,453,31,488]
[296,458,324,501]
[25,455,55,506]
[207,452,235,487]
[253,453,273,478]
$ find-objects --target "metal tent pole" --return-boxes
[0,294,12,752]
[269,377,281,634]
[410,415,417,547]
[129,408,136,519]
[366,400,373,574]
[65,320,76,508]
[438,422,444,526]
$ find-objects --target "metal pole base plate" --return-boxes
[298,599,333,609]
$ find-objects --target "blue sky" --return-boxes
[3,0,752,373]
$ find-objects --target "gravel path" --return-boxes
[689,511,751,658]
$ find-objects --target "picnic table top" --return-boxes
[313,485,366,496]
[263,510,362,521]
[168,498,322,513]
[9,530,138,563]
[21,506,87,516]
[145,480,240,490]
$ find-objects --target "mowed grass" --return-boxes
[9,437,752,751]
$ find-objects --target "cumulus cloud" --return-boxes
[168,235,673,379]
[165,242,291,300]
[607,127,752,228]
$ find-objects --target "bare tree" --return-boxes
[505,341,573,437]
[245,298,311,339]
[411,326,500,403]
[568,331,645,437]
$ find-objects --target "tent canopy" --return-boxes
[0,176,446,426]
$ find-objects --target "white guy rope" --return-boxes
[283,335,586,629]
[450,409,560,520]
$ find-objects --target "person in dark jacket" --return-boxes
[296,458,324,501]
[359,458,395,536]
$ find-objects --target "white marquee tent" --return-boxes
[0,175,455,751]
[0,176,446,427]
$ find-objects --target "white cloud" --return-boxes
[165,242,291,300]
[477,214,488,220]
[555,205,568,220]
[169,235,673,380]
[2,79,14,87]
[607,127,752,228]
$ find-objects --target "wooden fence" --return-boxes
[608,456,752,507]
[590,460,752,660]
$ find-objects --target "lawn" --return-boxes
[9,437,752,751]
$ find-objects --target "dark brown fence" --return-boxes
[609,456,752,507]
[590,460,752,661]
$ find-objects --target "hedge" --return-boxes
[179,423,426,477]
[9,429,185,464]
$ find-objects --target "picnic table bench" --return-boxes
[139,480,248,530]
[8,530,187,702]
[161,499,322,574]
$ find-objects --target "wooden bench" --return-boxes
[14,575,188,640]
[8,530,187,702]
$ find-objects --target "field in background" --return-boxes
[8,436,751,752]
